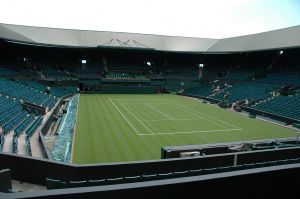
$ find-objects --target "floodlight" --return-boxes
[279,50,283,55]
[82,59,87,64]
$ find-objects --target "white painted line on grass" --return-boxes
[109,98,140,136]
[156,128,242,135]
[145,103,174,120]
[120,103,168,105]
[111,99,163,101]
[165,102,228,130]
[120,103,155,135]
[136,128,242,135]
[166,99,241,129]
[142,118,195,122]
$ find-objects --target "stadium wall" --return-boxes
[1,146,300,185]
[2,164,300,198]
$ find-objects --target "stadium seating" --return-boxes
[14,114,35,137]
[255,71,300,86]
[0,79,76,110]
[26,116,43,138]
[0,67,19,76]
[210,82,277,102]
[182,84,213,96]
[163,68,199,80]
[1,111,27,134]
[41,65,72,79]
[225,69,257,81]
[253,94,300,120]
[104,72,148,81]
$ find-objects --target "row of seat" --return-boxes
[26,116,43,138]
[211,83,277,102]
[14,114,35,137]
[105,72,148,80]
[254,94,300,120]
[2,111,27,134]
[46,157,300,190]
[0,67,19,76]
[0,106,23,132]
[0,79,54,108]
[255,72,300,86]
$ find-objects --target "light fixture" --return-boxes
[199,63,204,68]
[81,59,87,64]
[146,61,151,66]
[279,50,284,55]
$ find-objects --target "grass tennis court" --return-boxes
[72,94,298,164]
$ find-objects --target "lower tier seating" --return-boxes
[253,94,300,121]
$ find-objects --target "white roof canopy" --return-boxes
[1,23,300,52]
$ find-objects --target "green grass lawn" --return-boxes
[72,94,298,164]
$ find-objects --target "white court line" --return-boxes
[145,103,174,120]
[111,99,163,101]
[142,118,195,122]
[165,102,229,129]
[121,103,167,105]
[139,128,242,135]
[166,99,241,129]
[120,103,155,135]
[109,98,140,135]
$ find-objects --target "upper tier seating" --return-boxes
[0,67,19,76]
[210,82,277,102]
[255,71,300,86]
[104,72,148,81]
[163,69,199,80]
[165,80,200,93]
[0,79,76,110]
[225,69,257,81]
[182,84,213,96]
[41,65,72,79]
